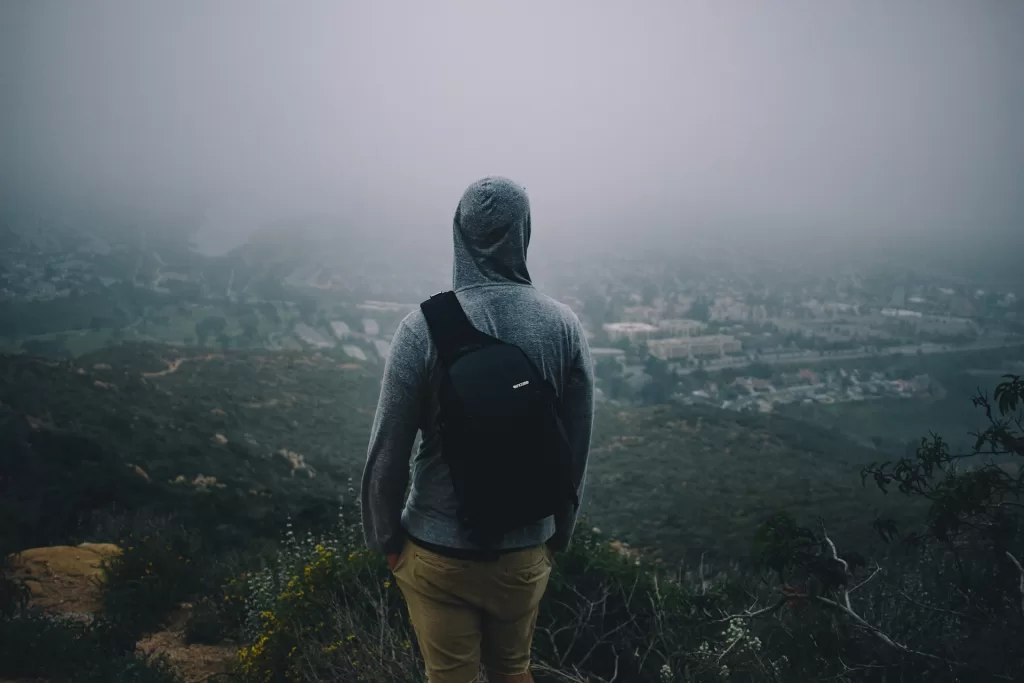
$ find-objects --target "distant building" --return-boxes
[809,301,861,316]
[342,344,367,361]
[590,347,627,357]
[647,335,742,360]
[603,322,658,343]
[357,301,418,314]
[710,297,753,322]
[373,339,391,360]
[294,323,335,349]
[656,319,706,337]
[798,369,819,384]
[330,321,352,339]
[362,318,380,337]
[915,315,976,336]
[590,347,627,365]
[622,306,659,323]
[881,308,923,318]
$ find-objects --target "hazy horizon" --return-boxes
[2,1,1022,258]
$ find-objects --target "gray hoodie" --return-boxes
[360,177,594,555]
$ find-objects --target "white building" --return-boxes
[881,308,923,318]
[656,319,706,337]
[357,301,419,314]
[591,347,627,357]
[710,297,753,322]
[294,323,335,349]
[342,345,367,361]
[362,318,380,337]
[622,306,659,323]
[603,322,658,343]
[647,335,742,360]
[330,321,352,339]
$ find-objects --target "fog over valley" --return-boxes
[2,3,1024,682]
[2,0,1022,262]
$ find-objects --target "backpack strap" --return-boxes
[420,291,495,368]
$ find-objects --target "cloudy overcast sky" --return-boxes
[1,1,1021,255]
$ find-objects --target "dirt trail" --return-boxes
[5,544,235,682]
[142,354,223,378]
[137,608,235,682]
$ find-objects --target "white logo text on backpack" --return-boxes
[512,380,530,389]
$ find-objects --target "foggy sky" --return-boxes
[1,1,1022,256]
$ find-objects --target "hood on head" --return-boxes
[452,176,532,289]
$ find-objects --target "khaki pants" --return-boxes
[393,538,553,683]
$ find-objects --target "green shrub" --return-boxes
[0,612,180,683]
[237,520,421,683]
[234,517,782,683]
[184,596,229,645]
[103,525,203,635]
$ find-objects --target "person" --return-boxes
[361,176,595,683]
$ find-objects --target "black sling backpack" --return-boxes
[420,291,579,548]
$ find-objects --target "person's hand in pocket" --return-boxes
[387,553,401,572]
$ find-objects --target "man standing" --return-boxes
[361,176,594,683]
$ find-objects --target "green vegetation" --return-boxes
[1,341,1021,681]
[584,404,912,564]
[0,535,181,683]
[0,613,182,683]
[102,526,204,635]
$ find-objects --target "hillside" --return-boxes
[0,343,381,552]
[2,345,1021,682]
[585,404,906,565]
[1,342,897,567]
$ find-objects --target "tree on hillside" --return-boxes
[740,375,1024,681]
[864,374,1023,582]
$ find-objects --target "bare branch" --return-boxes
[849,565,883,595]
[1006,551,1024,616]
[804,593,946,662]
[710,596,789,624]
[896,591,969,620]
[819,521,852,609]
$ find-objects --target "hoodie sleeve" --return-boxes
[548,313,595,552]
[361,317,426,554]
